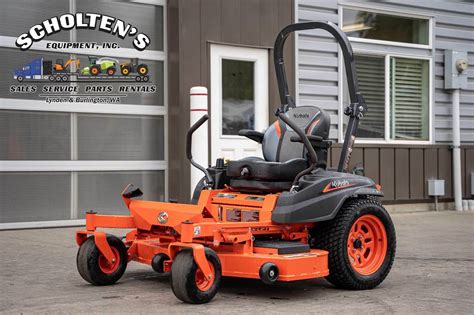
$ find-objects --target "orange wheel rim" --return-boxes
[123,69,129,74]
[91,68,98,74]
[98,247,120,274]
[347,214,387,276]
[195,263,215,291]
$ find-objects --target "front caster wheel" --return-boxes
[312,196,396,290]
[151,253,169,273]
[76,235,128,286]
[171,248,221,304]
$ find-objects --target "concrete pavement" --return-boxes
[1,211,473,314]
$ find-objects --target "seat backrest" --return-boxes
[262,106,330,162]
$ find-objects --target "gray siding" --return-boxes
[297,0,474,143]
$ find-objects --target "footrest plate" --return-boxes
[254,240,310,254]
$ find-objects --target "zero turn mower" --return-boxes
[76,21,396,304]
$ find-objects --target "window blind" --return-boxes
[390,57,429,140]
[355,55,385,138]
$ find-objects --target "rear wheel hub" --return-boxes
[347,214,388,276]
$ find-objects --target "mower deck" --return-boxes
[218,248,328,281]
[75,188,330,286]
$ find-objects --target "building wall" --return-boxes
[0,0,167,228]
[327,144,474,202]
[296,0,474,202]
[168,0,295,202]
[296,0,474,144]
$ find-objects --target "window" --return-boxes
[343,55,430,142]
[76,0,164,51]
[0,172,71,223]
[221,59,255,135]
[390,57,429,140]
[77,171,164,218]
[0,111,71,160]
[352,55,385,139]
[342,8,430,46]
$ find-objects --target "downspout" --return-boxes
[444,50,468,212]
[451,89,462,211]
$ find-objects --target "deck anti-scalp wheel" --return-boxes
[76,235,128,286]
[259,262,279,284]
[312,196,396,289]
[171,248,221,304]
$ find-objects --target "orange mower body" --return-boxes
[76,189,329,284]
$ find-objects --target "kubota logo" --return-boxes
[322,180,354,193]
[293,113,310,119]
[157,211,169,224]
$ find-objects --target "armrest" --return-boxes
[290,134,332,148]
[238,129,264,143]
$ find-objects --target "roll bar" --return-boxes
[273,21,367,173]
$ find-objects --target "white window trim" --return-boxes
[337,6,433,145]
[340,3,434,49]
[0,160,167,172]
[0,98,167,116]
[0,0,169,227]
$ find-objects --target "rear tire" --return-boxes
[76,235,128,286]
[171,248,221,304]
[312,196,396,290]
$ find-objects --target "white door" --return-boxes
[210,44,269,163]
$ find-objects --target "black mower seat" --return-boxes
[226,156,307,181]
[227,106,330,192]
